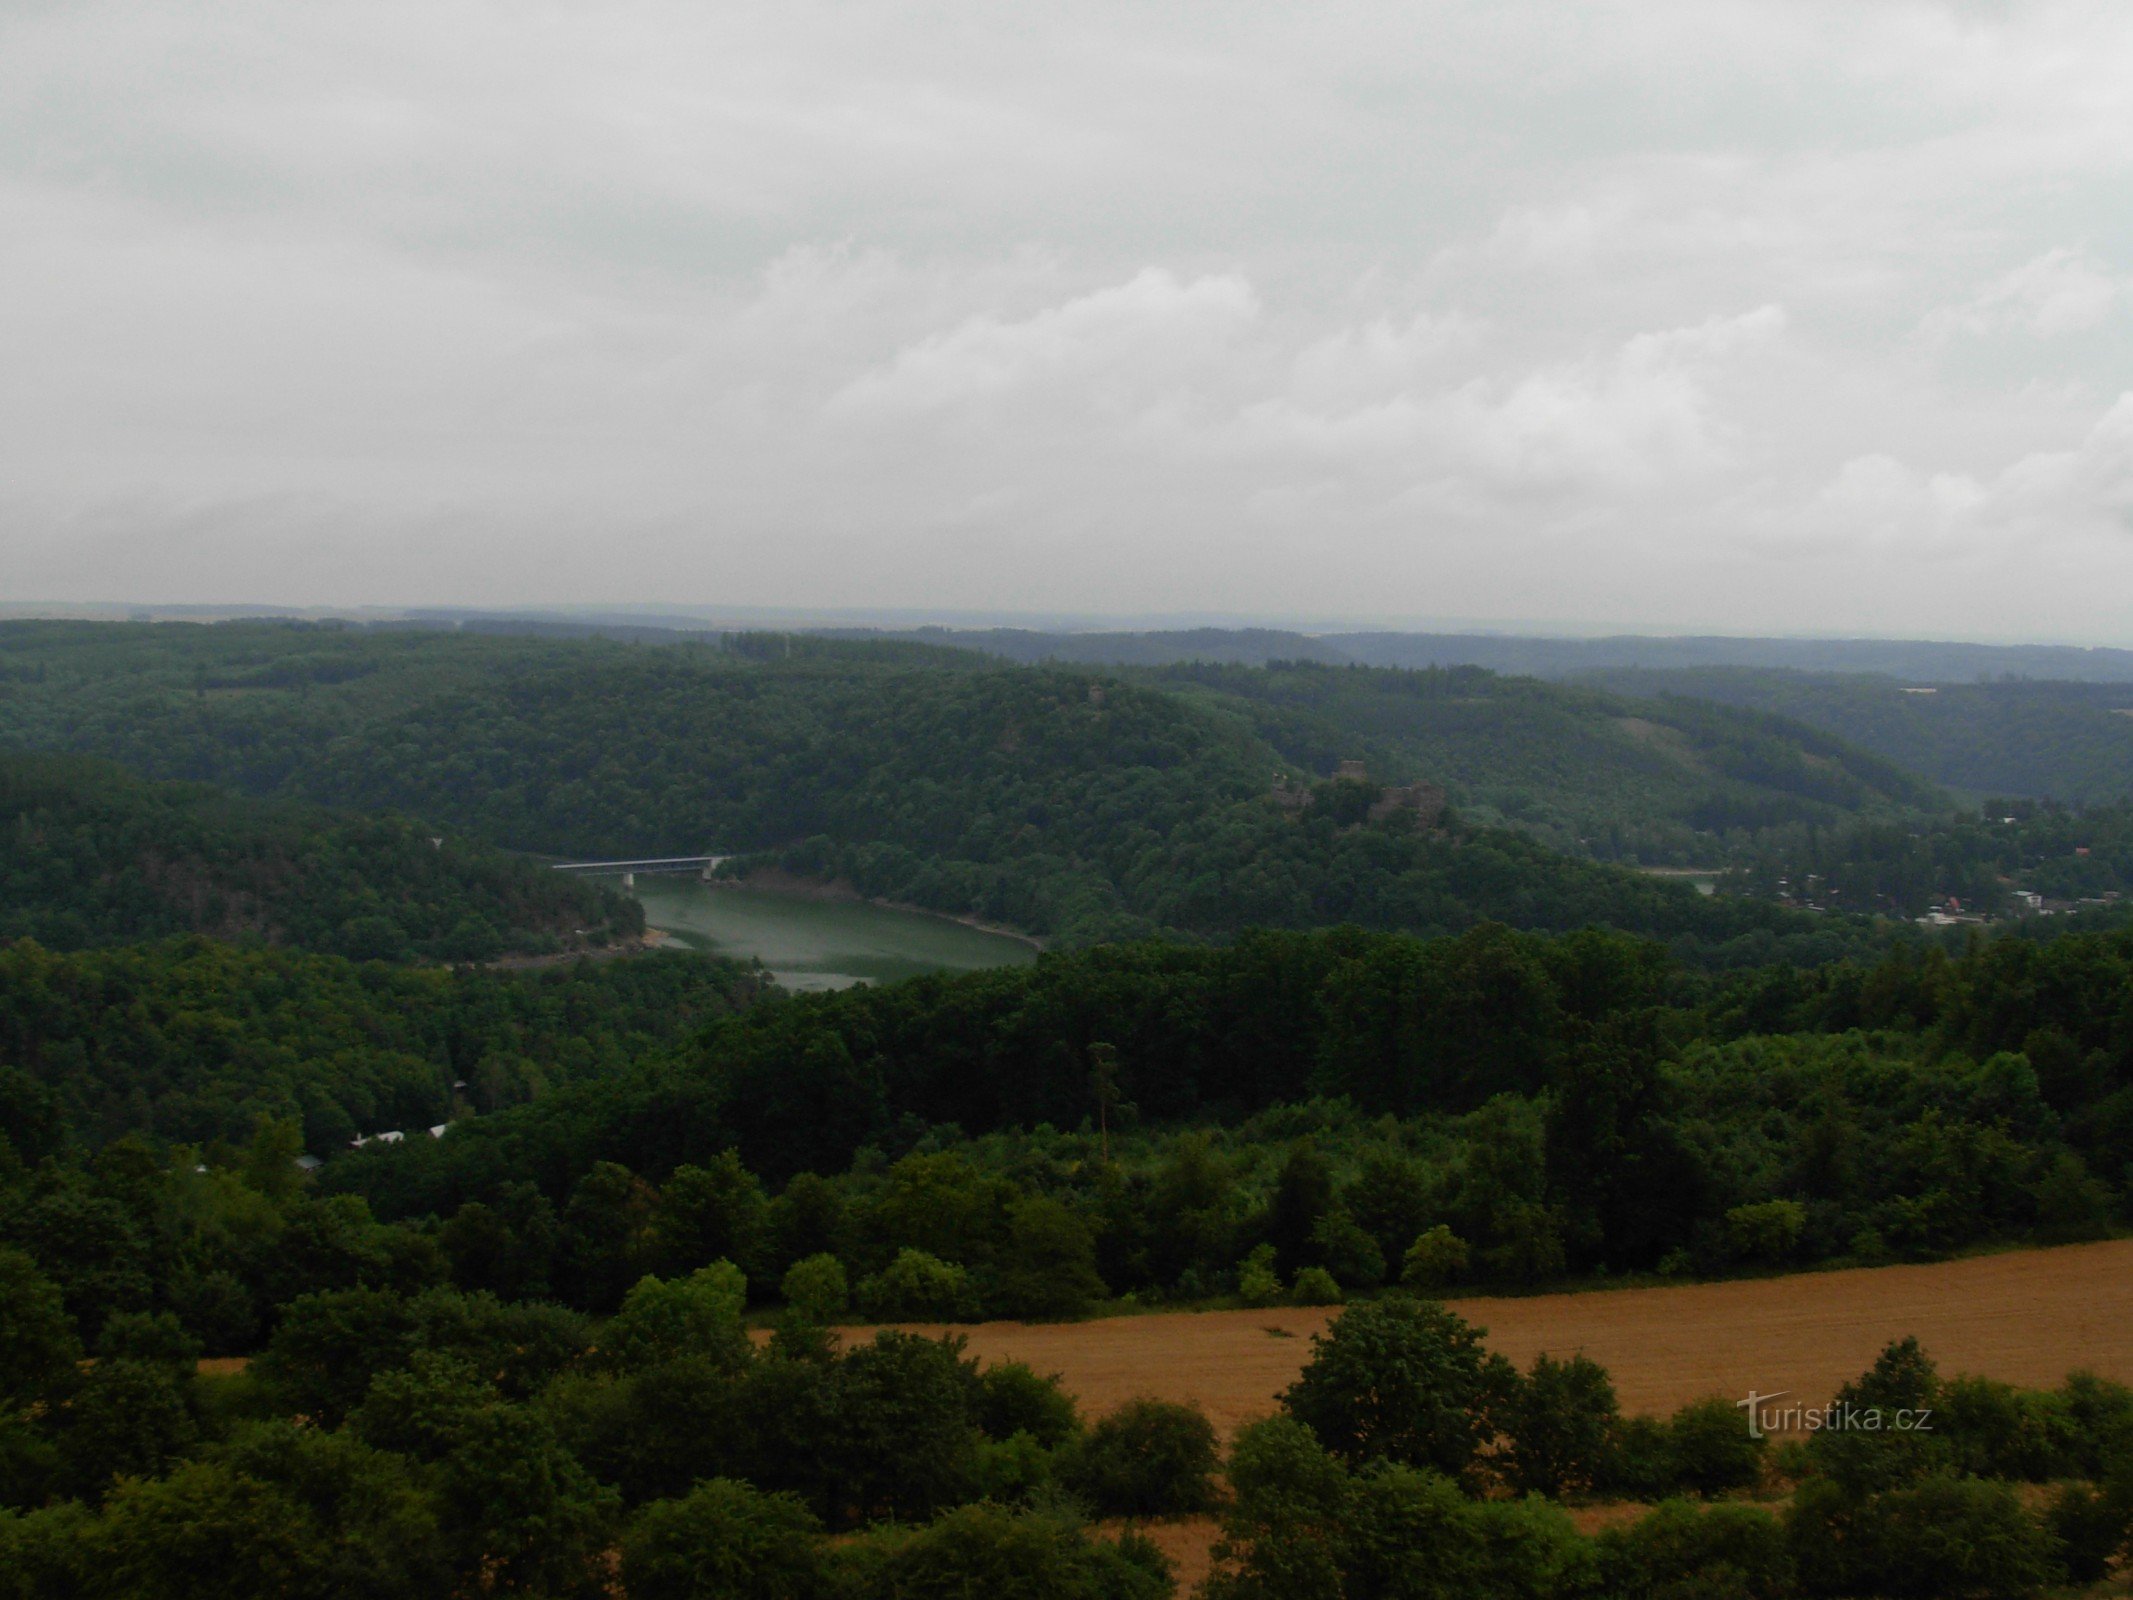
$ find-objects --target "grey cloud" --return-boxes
[5,1,2133,639]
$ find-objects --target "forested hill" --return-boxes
[0,619,1912,957]
[0,939,761,1151]
[1140,660,1943,865]
[1579,668,2133,804]
[0,753,641,962]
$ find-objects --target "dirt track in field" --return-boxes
[864,1238,2133,1438]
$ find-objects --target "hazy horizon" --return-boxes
[6,3,2132,640]
[15,596,2133,656]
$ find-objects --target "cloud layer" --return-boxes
[4,1,2133,638]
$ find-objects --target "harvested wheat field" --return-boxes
[865,1238,2133,1438]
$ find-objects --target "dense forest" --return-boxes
[1727,798,2133,918]
[0,940,763,1152]
[0,619,1925,956]
[7,620,2133,1595]
[0,752,640,961]
[6,920,2133,1595]
[1586,667,2133,805]
[8,1157,2128,1600]
[299,921,2133,1323]
[1140,659,1942,864]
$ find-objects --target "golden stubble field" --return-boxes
[862,1237,2133,1437]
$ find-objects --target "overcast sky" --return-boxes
[4,2,2132,639]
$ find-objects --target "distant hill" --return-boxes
[0,620,1888,960]
[812,623,1353,667]
[1141,660,1945,865]
[1575,669,2133,804]
[1325,632,2133,684]
[797,622,2133,684]
[0,751,642,961]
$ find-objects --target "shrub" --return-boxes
[1724,1200,1806,1265]
[54,1359,199,1504]
[971,1431,1056,1507]
[1790,1473,2053,1600]
[1504,1353,1619,1497]
[1210,1417,1352,1600]
[2057,1371,2133,1478]
[1308,1210,1385,1291]
[1281,1298,1515,1485]
[854,1249,981,1322]
[621,1478,825,1600]
[1596,1499,1793,1600]
[1237,1245,1284,1309]
[1066,1398,1220,1517]
[1337,1463,1491,1597]
[1807,1337,1945,1492]
[779,1254,849,1323]
[2045,1481,2131,1587]
[1937,1375,2069,1481]
[1400,1226,1470,1291]
[977,1362,1080,1449]
[1666,1397,1765,1497]
[1290,1268,1343,1307]
[993,1197,1108,1320]
[1597,1414,1677,1500]
[850,1504,1172,1600]
[833,1332,986,1525]
[603,1263,749,1373]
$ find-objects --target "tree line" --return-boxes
[298,919,2133,1323]
[4,1194,2128,1600]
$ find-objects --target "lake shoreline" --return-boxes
[704,865,1047,951]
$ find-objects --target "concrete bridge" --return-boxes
[550,854,726,886]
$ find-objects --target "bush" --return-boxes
[2057,1370,2133,1478]
[1308,1210,1385,1291]
[621,1478,825,1600]
[833,1332,986,1525]
[1790,1473,2054,1600]
[1595,1414,1675,1500]
[849,1503,1172,1600]
[993,1197,1109,1320]
[1066,1398,1220,1517]
[1237,1245,1284,1309]
[1596,1499,1793,1600]
[1210,1417,1353,1600]
[1281,1298,1515,1485]
[1724,1200,1805,1265]
[779,1254,849,1323]
[603,1263,750,1374]
[977,1362,1080,1449]
[2045,1481,2131,1587]
[1806,1337,1945,1492]
[1504,1353,1619,1497]
[971,1431,1056,1507]
[55,1360,199,1503]
[1667,1397,1765,1497]
[1937,1375,2069,1481]
[1290,1268,1342,1307]
[855,1250,981,1322]
[1399,1226,1470,1291]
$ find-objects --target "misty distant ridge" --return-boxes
[13,602,2133,684]
[810,624,2133,686]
